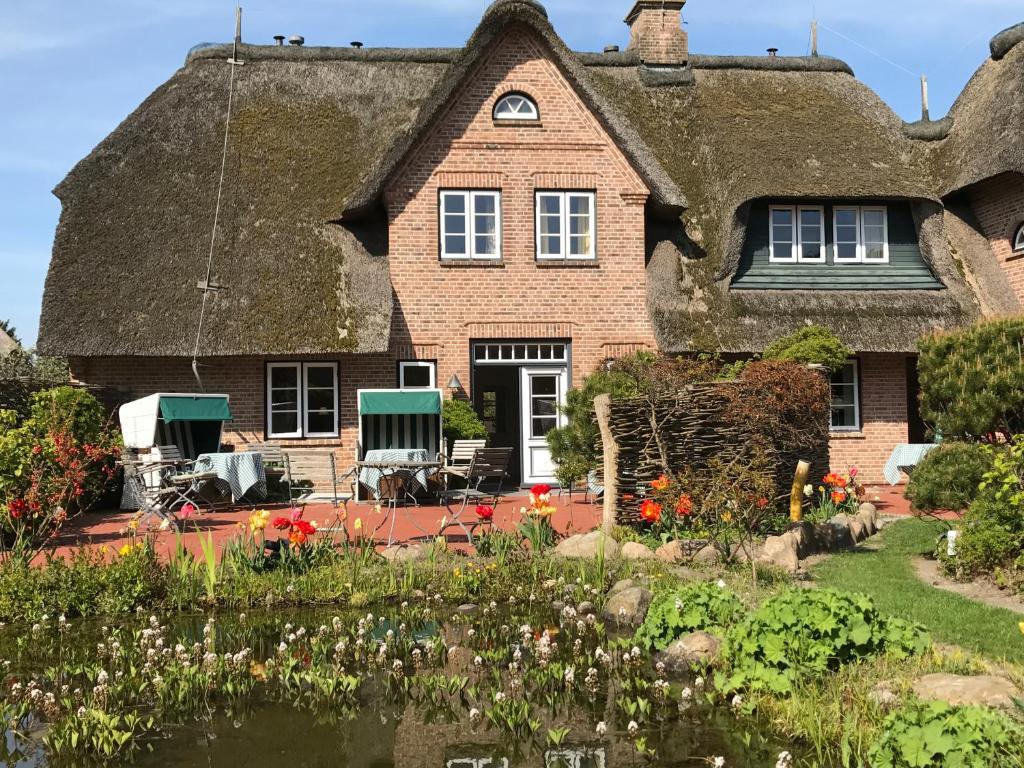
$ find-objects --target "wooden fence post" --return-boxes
[594,394,618,531]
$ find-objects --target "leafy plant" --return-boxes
[442,397,487,444]
[906,442,995,514]
[867,701,1023,768]
[719,589,929,695]
[635,581,744,650]
[762,325,852,374]
[918,318,1024,440]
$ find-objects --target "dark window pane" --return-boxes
[306,389,335,412]
[533,398,557,417]
[306,366,334,389]
[270,366,298,389]
[443,194,465,214]
[272,412,298,434]
[532,376,557,395]
[402,365,432,388]
[270,389,298,408]
[532,417,557,437]
[307,412,334,434]
[445,235,466,254]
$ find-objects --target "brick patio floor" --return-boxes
[46,483,918,563]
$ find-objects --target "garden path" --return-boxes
[913,556,1024,615]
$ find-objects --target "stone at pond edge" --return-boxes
[653,631,722,676]
[621,541,658,560]
[758,532,800,573]
[655,540,686,563]
[817,515,854,550]
[912,673,1022,710]
[456,603,478,616]
[607,578,637,598]
[869,682,901,712]
[380,543,428,563]
[602,585,652,626]
[554,530,620,560]
[577,601,596,616]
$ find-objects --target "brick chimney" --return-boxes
[625,1,688,66]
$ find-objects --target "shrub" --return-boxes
[762,325,852,374]
[718,589,929,695]
[635,582,744,650]
[905,442,995,513]
[918,318,1024,440]
[868,701,1023,768]
[441,398,487,444]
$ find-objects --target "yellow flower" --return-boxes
[128,518,139,532]
[118,544,133,557]
[1019,621,1024,636]
[721,511,734,523]
[453,568,462,578]
[354,518,362,531]
[248,509,270,533]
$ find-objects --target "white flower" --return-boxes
[595,721,607,737]
[776,752,793,768]
[473,655,483,667]
[494,691,506,703]
[731,694,744,710]
[694,675,705,690]
[627,720,639,736]
[803,484,814,497]
[713,758,726,768]
[716,579,726,589]
[469,707,482,725]
[681,686,692,700]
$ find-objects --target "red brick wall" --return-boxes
[70,354,396,465]
[965,172,1024,304]
[828,353,911,484]
[384,26,656,398]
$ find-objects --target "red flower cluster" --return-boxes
[271,507,317,546]
[475,504,494,520]
[675,494,693,517]
[640,499,662,524]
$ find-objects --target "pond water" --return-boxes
[0,598,798,767]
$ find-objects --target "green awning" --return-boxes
[359,390,441,416]
[159,396,232,423]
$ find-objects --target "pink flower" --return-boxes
[289,506,304,523]
[180,503,196,519]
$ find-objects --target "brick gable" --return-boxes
[384,25,657,389]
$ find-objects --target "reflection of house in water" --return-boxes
[546,747,607,768]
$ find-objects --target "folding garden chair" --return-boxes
[436,447,513,544]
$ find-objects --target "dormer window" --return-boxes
[493,93,539,121]
[1014,222,1024,254]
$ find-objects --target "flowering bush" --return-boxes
[805,468,864,520]
[517,484,556,551]
[0,387,120,562]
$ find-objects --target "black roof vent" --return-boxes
[767,47,779,57]
[351,41,364,49]
[273,35,285,46]
[288,35,304,46]
[604,44,620,53]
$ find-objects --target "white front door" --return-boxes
[520,367,568,485]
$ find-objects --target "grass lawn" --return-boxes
[811,517,1024,663]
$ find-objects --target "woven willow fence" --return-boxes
[594,382,830,526]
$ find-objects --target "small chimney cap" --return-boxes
[288,34,305,46]
[273,34,285,45]
[604,44,620,53]
[767,47,779,57]
[351,41,363,48]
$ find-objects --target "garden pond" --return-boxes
[0,588,800,767]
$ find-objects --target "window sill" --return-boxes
[440,259,505,268]
[1008,250,1024,262]
[535,259,600,268]
[492,119,543,128]
[267,435,341,442]
[829,430,865,439]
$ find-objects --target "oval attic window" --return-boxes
[493,93,539,121]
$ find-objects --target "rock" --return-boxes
[912,674,1022,709]
[551,600,565,612]
[758,532,800,572]
[445,645,473,673]
[848,516,867,542]
[869,682,901,711]
[858,502,878,522]
[690,544,722,566]
[577,601,595,616]
[789,521,819,558]
[607,578,637,598]
[653,631,722,676]
[621,541,657,560]
[554,530,620,560]
[456,603,478,616]
[602,585,652,626]
[655,540,686,563]
[856,510,877,537]
[380,543,427,563]
[817,515,854,550]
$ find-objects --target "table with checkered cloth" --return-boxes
[358,449,432,499]
[883,444,939,486]
[192,452,267,501]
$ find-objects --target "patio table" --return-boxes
[882,443,939,485]
[192,452,267,501]
[357,449,438,500]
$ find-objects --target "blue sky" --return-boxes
[1,0,1021,347]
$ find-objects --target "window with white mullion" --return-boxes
[833,206,862,263]
[830,360,860,432]
[797,206,826,263]
[860,207,889,263]
[302,363,339,437]
[440,191,500,260]
[267,363,302,438]
[536,191,595,260]
[768,205,797,263]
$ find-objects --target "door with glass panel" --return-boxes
[519,367,568,485]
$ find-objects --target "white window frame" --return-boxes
[398,360,436,389]
[535,191,596,260]
[830,359,861,433]
[832,205,890,264]
[439,190,502,261]
[769,204,826,264]
[266,362,339,439]
[493,93,539,121]
[1013,223,1024,254]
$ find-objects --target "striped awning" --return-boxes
[358,390,441,416]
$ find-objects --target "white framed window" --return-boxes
[830,360,860,432]
[536,191,595,260]
[833,205,890,264]
[266,362,338,439]
[440,190,501,260]
[493,93,538,121]
[398,360,436,389]
[1013,222,1024,254]
[473,342,569,364]
[769,205,825,263]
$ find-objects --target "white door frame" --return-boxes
[519,366,568,485]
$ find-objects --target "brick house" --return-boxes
[38,1,1024,485]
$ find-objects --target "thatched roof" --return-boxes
[37,0,1021,358]
[933,23,1024,196]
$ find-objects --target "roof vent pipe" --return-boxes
[920,75,930,121]
[604,44,620,53]
[288,34,304,46]
[273,35,285,46]
[351,41,364,48]
[767,47,778,57]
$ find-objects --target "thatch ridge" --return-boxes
[339,0,687,220]
[990,21,1024,60]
